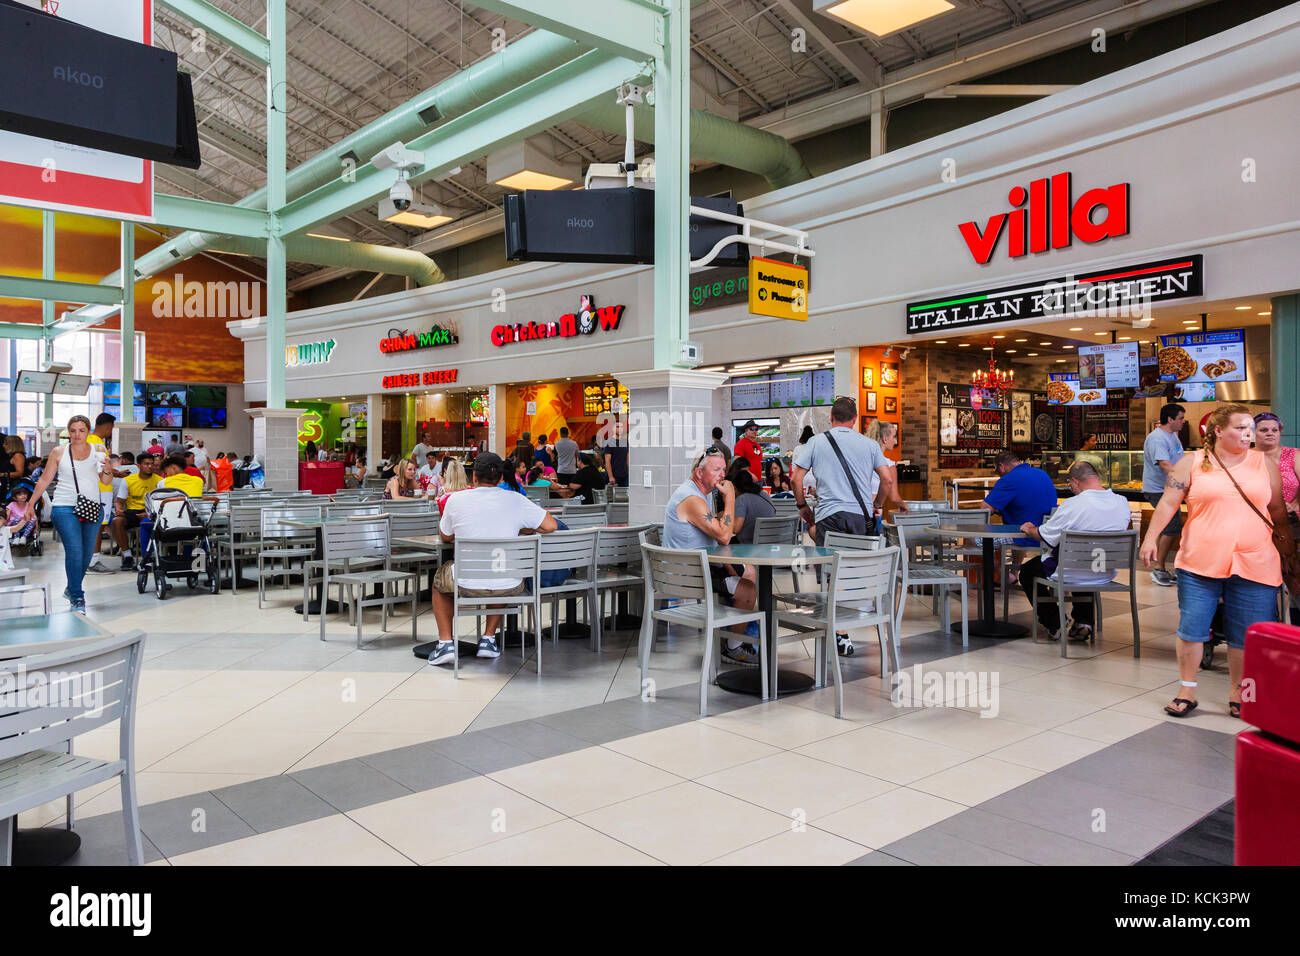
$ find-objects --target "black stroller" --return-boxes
[136,487,218,598]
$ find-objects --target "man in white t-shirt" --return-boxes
[427,452,558,667]
[1017,460,1132,643]
[416,451,441,495]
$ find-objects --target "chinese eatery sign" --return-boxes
[383,369,458,390]
[491,295,624,348]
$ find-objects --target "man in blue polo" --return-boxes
[980,449,1057,548]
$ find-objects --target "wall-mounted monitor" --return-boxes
[105,403,147,422]
[186,407,227,429]
[187,385,227,406]
[104,381,148,403]
[148,406,184,428]
[146,383,187,406]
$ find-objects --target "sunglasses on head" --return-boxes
[1254,413,1282,425]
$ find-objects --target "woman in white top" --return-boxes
[24,415,114,613]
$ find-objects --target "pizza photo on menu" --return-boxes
[1046,380,1075,404]
[1158,345,1197,381]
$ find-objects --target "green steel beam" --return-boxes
[158,0,270,64]
[42,211,55,426]
[120,223,137,425]
[266,0,288,410]
[467,0,663,62]
[153,194,271,239]
[0,275,123,307]
[278,51,646,236]
[654,0,690,369]
[0,324,50,341]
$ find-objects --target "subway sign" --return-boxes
[286,339,336,367]
[383,369,459,389]
[379,324,458,354]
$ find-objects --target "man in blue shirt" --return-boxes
[1141,403,1186,586]
[980,450,1057,547]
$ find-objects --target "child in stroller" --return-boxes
[5,482,42,556]
[137,481,218,599]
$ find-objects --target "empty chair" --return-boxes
[595,524,650,634]
[537,529,602,649]
[0,583,51,616]
[559,511,607,531]
[443,537,543,677]
[524,485,550,504]
[822,531,884,552]
[606,501,630,526]
[638,542,767,717]
[639,525,662,547]
[257,506,322,608]
[325,503,383,519]
[778,548,901,716]
[896,519,969,648]
[1030,529,1140,659]
[752,514,803,590]
[313,517,417,649]
[561,501,606,517]
[387,510,444,585]
[215,505,264,593]
[0,632,147,865]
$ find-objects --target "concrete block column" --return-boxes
[620,369,729,527]
[247,407,302,491]
[112,421,146,457]
[365,394,382,470]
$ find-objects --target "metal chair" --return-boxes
[1031,529,1141,659]
[639,525,662,547]
[595,524,650,635]
[752,514,803,590]
[0,631,147,866]
[638,542,767,717]
[778,547,901,716]
[325,503,383,519]
[606,501,630,526]
[447,537,543,677]
[538,529,602,650]
[559,511,607,531]
[823,531,884,552]
[257,505,321,608]
[0,583,51,616]
[561,501,606,517]
[524,485,550,504]
[896,520,969,647]
[314,517,417,649]
[216,505,263,594]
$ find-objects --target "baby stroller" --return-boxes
[136,487,218,599]
[6,479,42,557]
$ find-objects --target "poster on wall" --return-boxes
[1081,393,1131,450]
[937,381,1006,464]
[1010,391,1033,443]
[1157,329,1247,383]
[880,362,900,388]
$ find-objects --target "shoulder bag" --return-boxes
[68,448,103,524]
[1210,449,1300,593]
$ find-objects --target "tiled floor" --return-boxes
[9,545,1241,865]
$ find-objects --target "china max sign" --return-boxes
[491,295,624,348]
[379,324,458,353]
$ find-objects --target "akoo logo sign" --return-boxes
[958,172,1129,264]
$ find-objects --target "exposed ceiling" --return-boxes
[146,0,1200,283]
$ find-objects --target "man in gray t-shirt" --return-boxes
[1142,403,1186,586]
[554,427,580,480]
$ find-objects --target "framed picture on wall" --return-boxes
[884,396,897,414]
[862,367,873,389]
[866,391,877,412]
[880,361,900,388]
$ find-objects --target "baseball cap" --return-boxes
[742,420,758,431]
[473,451,504,479]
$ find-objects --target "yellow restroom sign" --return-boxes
[748,257,808,321]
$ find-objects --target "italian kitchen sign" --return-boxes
[383,369,458,390]
[906,255,1204,334]
[491,295,624,348]
[379,323,458,354]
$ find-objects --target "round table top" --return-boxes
[706,543,835,566]
[932,524,1025,537]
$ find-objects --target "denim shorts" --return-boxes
[1144,492,1183,536]
[1175,568,1279,650]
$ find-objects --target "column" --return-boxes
[834,347,860,411]
[41,211,54,428]
[365,393,382,470]
[120,222,136,426]
[652,0,691,370]
[1272,294,1300,447]
[620,369,728,527]
[247,408,302,491]
[488,385,509,457]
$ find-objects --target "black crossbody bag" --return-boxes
[824,431,873,524]
[68,449,103,524]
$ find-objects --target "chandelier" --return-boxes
[972,344,1015,399]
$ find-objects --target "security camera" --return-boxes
[389,178,413,212]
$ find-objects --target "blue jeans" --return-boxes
[52,505,101,601]
[1176,568,1279,650]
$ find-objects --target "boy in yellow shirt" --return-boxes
[157,455,205,498]
[111,453,160,571]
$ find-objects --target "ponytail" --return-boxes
[1200,403,1252,471]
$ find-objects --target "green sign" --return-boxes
[287,339,336,367]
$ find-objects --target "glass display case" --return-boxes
[1039,450,1146,496]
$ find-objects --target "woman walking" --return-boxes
[24,416,114,613]
[1141,404,1286,718]
[1252,412,1300,514]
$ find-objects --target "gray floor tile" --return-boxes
[480,719,591,760]
[881,828,1033,866]
[59,817,165,866]
[598,696,699,732]
[356,743,478,796]
[1056,751,1232,813]
[535,704,648,744]
[293,758,415,811]
[844,850,915,866]
[428,731,542,774]
[934,808,1137,866]
[211,775,337,833]
[138,791,257,858]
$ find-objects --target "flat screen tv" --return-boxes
[187,384,227,406]
[148,406,184,428]
[186,407,227,429]
[105,402,147,422]
[104,381,147,403]
[147,383,187,406]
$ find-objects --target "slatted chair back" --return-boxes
[597,525,651,568]
[559,511,607,530]
[451,537,540,592]
[901,500,946,512]
[561,501,606,517]
[0,583,51,616]
[830,547,899,607]
[1055,530,1138,583]
[524,485,550,504]
[539,529,599,580]
[229,505,265,539]
[639,526,662,547]
[769,497,802,518]
[751,515,800,545]
[823,531,884,552]
[606,501,630,525]
[641,542,710,603]
[260,505,322,544]
[894,516,940,572]
[325,503,383,519]
[386,510,439,539]
[0,632,145,764]
[320,517,391,566]
[377,497,435,511]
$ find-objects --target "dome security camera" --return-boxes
[389,178,413,212]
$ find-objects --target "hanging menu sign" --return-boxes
[1047,373,1107,407]
[583,380,627,417]
[1157,329,1247,383]
[731,375,771,411]
[1078,341,1140,389]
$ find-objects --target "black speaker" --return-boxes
[0,0,201,169]
[504,189,746,265]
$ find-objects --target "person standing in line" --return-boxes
[1141,404,1285,719]
[791,397,904,656]
[165,434,185,458]
[23,416,114,613]
[603,420,629,490]
[1142,402,1187,586]
[146,436,164,456]
[410,431,434,465]
[534,433,553,470]
[733,420,764,482]
[514,431,535,467]
[554,427,580,486]
[711,426,732,467]
[1251,412,1300,514]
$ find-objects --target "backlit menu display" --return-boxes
[769,371,812,407]
[1157,330,1247,383]
[1078,342,1140,389]
[812,368,835,405]
[731,375,771,411]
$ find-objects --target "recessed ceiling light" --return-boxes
[1069,327,1083,332]
[1093,332,1109,336]
[1015,338,1028,343]
[1118,336,1131,341]
[1259,311,1272,316]
[1005,350,1017,354]
[957,343,970,347]
[992,335,1005,339]
[813,0,956,37]
[1056,359,1066,363]
[935,340,947,344]
[1235,306,1251,310]
[1039,341,1051,346]
[1063,345,1074,349]
[982,346,993,351]
[1026,352,1038,357]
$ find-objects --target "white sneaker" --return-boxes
[428,641,456,666]
[86,557,111,574]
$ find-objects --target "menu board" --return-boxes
[582,380,627,417]
[1133,355,1168,398]
[1172,381,1216,402]
[812,368,835,406]
[1158,329,1247,383]
[769,371,812,407]
[1046,374,1107,407]
[731,375,771,411]
[1078,342,1140,389]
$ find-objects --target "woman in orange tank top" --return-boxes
[1141,405,1284,719]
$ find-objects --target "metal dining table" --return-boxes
[931,524,1030,638]
[705,543,835,699]
[1,612,115,865]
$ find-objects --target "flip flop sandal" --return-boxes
[1164,698,1199,718]
[1228,701,1241,719]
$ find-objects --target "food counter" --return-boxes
[1041,450,1148,500]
